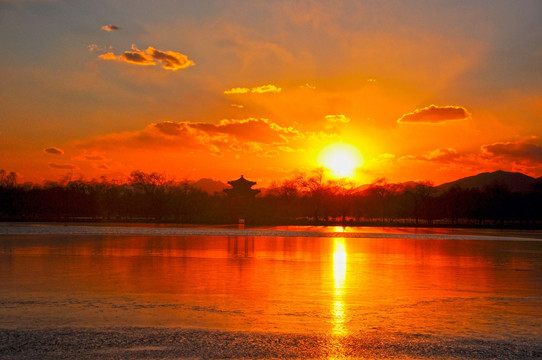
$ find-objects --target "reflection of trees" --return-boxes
[0,168,541,227]
[228,236,254,258]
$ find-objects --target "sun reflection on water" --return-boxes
[328,238,348,359]
[332,238,347,336]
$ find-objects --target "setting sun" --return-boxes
[317,143,364,179]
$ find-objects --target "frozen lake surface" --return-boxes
[1,224,541,359]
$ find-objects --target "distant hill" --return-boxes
[436,170,538,193]
[191,178,227,194]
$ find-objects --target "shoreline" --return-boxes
[2,217,542,231]
[1,222,541,241]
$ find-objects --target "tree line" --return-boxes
[1,169,541,227]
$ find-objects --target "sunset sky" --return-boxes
[1,0,542,186]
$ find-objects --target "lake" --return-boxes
[0,224,541,359]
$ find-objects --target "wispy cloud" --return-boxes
[300,83,316,89]
[224,84,281,94]
[98,45,195,71]
[263,150,280,157]
[101,24,121,32]
[423,147,460,162]
[49,163,76,170]
[88,44,104,52]
[397,105,471,124]
[72,152,105,161]
[324,114,350,123]
[44,147,64,155]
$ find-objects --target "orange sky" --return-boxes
[1,1,541,186]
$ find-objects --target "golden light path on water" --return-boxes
[329,237,348,359]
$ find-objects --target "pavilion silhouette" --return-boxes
[223,175,261,198]
[223,175,260,225]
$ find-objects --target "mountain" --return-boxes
[191,178,228,194]
[436,170,537,193]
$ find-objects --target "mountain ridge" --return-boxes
[191,178,227,194]
[435,170,538,193]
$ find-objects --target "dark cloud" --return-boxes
[122,51,155,65]
[44,147,64,155]
[399,147,478,168]
[78,118,305,157]
[98,45,195,71]
[397,105,470,124]
[101,24,121,32]
[146,47,195,71]
[482,140,542,164]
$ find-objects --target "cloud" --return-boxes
[98,52,119,61]
[228,142,263,153]
[71,151,107,162]
[300,83,316,89]
[252,85,281,94]
[324,114,350,123]
[49,163,76,170]
[101,24,121,32]
[397,105,471,124]
[190,118,300,143]
[153,121,187,136]
[481,139,542,165]
[145,46,195,71]
[231,104,244,109]
[398,147,465,164]
[278,146,295,152]
[263,150,280,157]
[397,140,542,175]
[373,153,396,163]
[44,147,64,155]
[88,44,101,52]
[224,87,251,94]
[84,155,104,161]
[121,48,155,66]
[98,45,195,71]
[224,84,281,94]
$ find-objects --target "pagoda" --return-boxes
[223,175,261,198]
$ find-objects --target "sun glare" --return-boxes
[317,143,364,179]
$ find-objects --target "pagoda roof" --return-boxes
[227,175,256,187]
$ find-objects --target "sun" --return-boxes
[317,142,364,179]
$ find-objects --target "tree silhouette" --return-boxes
[0,168,540,228]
